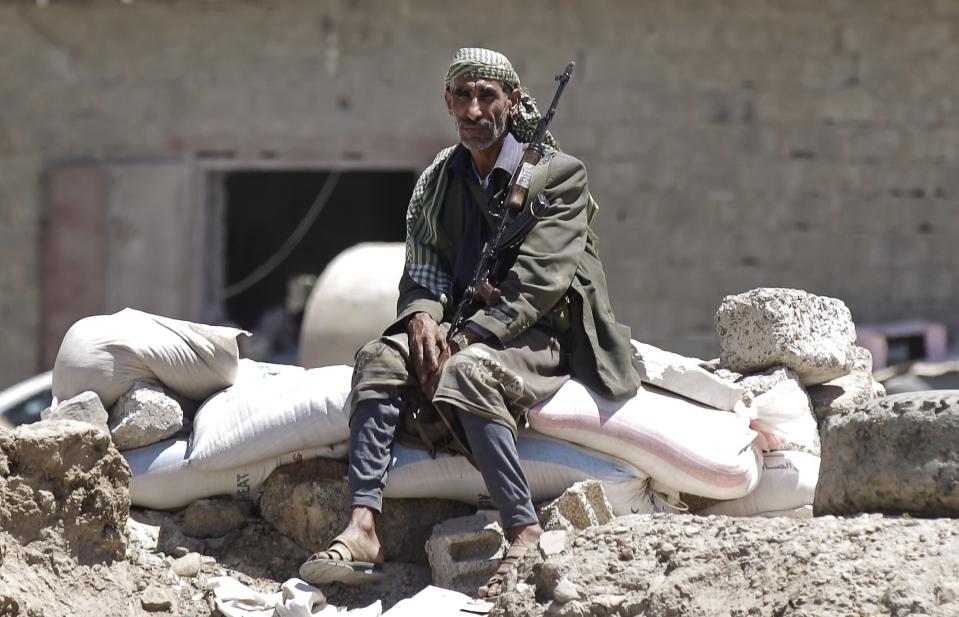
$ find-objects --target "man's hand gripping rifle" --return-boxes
[447,61,575,345]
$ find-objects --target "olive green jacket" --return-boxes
[387,145,641,401]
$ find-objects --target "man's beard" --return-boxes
[455,105,509,150]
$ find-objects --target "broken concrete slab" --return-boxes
[716,288,857,386]
[632,341,744,411]
[425,511,506,596]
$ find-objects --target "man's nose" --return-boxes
[465,97,482,121]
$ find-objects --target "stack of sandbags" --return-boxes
[51,308,248,450]
[689,287,887,518]
[124,359,356,509]
[48,309,352,509]
[49,310,653,511]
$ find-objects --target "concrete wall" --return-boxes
[2,0,957,387]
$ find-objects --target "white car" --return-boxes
[0,371,53,428]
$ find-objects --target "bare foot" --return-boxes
[309,506,384,564]
[478,523,543,598]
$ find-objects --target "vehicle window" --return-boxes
[3,391,53,427]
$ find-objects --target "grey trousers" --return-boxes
[349,397,539,530]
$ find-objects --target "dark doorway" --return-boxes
[221,169,413,360]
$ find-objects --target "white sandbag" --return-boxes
[53,308,246,408]
[124,438,348,510]
[631,341,745,411]
[746,379,820,454]
[700,450,820,518]
[528,380,763,500]
[384,433,653,517]
[188,362,353,470]
[755,505,814,519]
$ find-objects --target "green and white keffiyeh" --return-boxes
[444,47,557,148]
[405,48,556,299]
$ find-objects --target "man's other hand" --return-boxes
[408,312,448,399]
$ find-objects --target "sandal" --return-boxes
[478,541,531,598]
[298,534,384,586]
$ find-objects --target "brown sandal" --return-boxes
[478,542,531,598]
[298,534,384,586]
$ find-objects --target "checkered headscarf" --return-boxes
[444,47,557,148]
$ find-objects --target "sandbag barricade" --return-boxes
[187,361,353,470]
[124,438,349,510]
[528,381,763,500]
[53,308,246,408]
[700,450,819,518]
[384,433,657,516]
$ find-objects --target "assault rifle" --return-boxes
[447,60,575,343]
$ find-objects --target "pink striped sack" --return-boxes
[528,381,763,500]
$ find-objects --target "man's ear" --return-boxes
[444,88,454,116]
[508,88,522,115]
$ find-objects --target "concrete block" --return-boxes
[716,288,857,386]
[425,511,506,596]
[538,480,615,532]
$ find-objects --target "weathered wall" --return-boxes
[1,0,957,387]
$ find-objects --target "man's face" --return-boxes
[445,77,519,151]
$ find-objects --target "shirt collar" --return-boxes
[449,133,524,190]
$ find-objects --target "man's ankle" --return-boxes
[349,506,378,533]
[509,522,543,544]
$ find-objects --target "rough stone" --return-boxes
[538,480,615,531]
[715,288,857,385]
[553,577,581,603]
[735,365,800,399]
[538,530,568,558]
[181,499,252,538]
[259,459,474,565]
[171,552,202,577]
[850,345,874,373]
[140,584,174,612]
[40,391,110,434]
[815,391,959,516]
[108,380,184,450]
[807,370,885,422]
[425,511,506,596]
[0,421,129,561]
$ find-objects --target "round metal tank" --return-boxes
[298,242,404,368]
